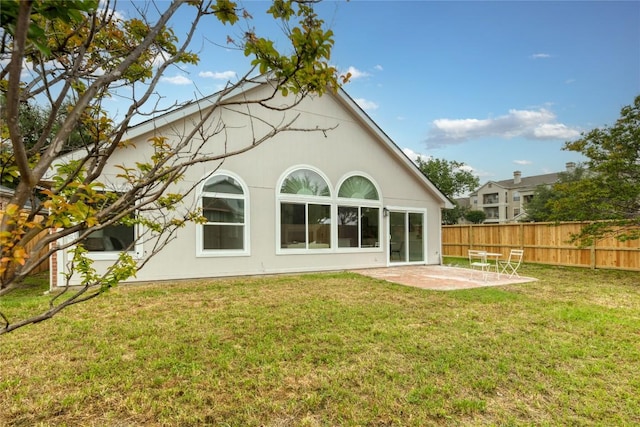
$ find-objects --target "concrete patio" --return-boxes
[352,265,537,291]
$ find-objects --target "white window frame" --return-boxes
[82,187,143,261]
[276,165,333,254]
[385,206,427,266]
[335,172,383,253]
[196,170,250,257]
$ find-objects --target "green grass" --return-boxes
[1,261,639,426]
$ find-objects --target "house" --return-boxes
[50,80,453,287]
[0,184,13,211]
[468,162,576,223]
[0,184,43,212]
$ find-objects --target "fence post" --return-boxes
[519,223,524,251]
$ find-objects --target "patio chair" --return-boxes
[498,249,524,278]
[390,241,404,260]
[468,250,491,280]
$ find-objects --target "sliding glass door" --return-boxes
[389,212,407,262]
[388,210,425,264]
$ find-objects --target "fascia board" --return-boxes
[124,79,265,140]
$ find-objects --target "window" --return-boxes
[281,202,331,249]
[337,175,381,249]
[199,173,248,255]
[483,193,499,204]
[82,191,136,255]
[338,175,378,200]
[513,191,520,202]
[280,169,330,196]
[84,224,134,252]
[484,207,499,219]
[279,168,332,250]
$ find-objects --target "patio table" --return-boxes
[483,252,503,275]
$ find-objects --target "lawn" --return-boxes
[1,261,639,426]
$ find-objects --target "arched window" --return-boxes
[199,172,248,255]
[278,167,332,250]
[337,175,381,249]
[338,175,379,200]
[280,169,330,196]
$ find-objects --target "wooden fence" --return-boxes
[0,212,50,274]
[442,222,640,271]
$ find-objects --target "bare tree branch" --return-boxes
[1,0,343,333]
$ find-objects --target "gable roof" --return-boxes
[472,172,561,195]
[493,172,560,190]
[123,78,454,209]
[54,77,453,209]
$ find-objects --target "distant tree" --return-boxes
[464,210,486,224]
[416,157,479,199]
[524,165,590,222]
[1,98,91,188]
[550,95,640,244]
[415,157,479,224]
[441,202,467,225]
[522,184,555,222]
[0,0,344,334]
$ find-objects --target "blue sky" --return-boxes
[119,1,640,186]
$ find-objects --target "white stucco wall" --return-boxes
[54,84,448,285]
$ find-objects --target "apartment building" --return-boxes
[466,162,576,223]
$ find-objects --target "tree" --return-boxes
[415,157,479,224]
[464,209,486,224]
[522,183,555,222]
[1,97,92,186]
[524,165,590,222]
[0,0,344,334]
[537,96,640,245]
[441,203,467,225]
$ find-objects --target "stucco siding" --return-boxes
[54,84,447,285]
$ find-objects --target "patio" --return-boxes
[352,265,537,291]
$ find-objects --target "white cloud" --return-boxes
[98,1,125,20]
[199,70,236,80]
[345,66,370,80]
[458,164,475,173]
[531,123,579,139]
[514,160,532,165]
[425,108,581,148]
[374,64,384,71]
[151,52,169,69]
[531,53,552,59]
[161,75,192,85]
[354,98,379,111]
[402,148,429,163]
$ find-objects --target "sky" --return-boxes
[116,1,640,188]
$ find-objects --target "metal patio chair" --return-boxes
[468,250,491,281]
[498,249,524,278]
